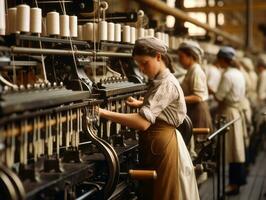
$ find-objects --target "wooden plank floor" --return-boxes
[199,145,266,200]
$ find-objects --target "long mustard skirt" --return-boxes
[138,120,179,200]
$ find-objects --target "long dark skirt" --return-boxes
[138,120,179,200]
[187,101,213,131]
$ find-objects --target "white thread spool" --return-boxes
[122,25,130,43]
[46,11,60,36]
[107,22,114,41]
[130,27,136,44]
[148,28,154,37]
[137,28,144,39]
[7,8,17,34]
[60,15,70,37]
[144,29,149,37]
[99,20,107,41]
[16,4,30,33]
[41,17,47,36]
[169,36,175,49]
[30,7,42,34]
[69,16,77,37]
[83,22,93,41]
[165,34,169,47]
[78,25,83,40]
[0,0,6,35]
[114,23,121,42]
[155,32,160,40]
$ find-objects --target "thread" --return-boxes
[30,7,42,34]
[114,23,121,42]
[93,22,98,42]
[83,22,93,41]
[78,25,83,40]
[107,22,114,41]
[60,15,70,37]
[41,17,47,36]
[0,0,5,35]
[99,20,107,41]
[69,15,77,37]
[137,28,144,39]
[130,27,136,44]
[16,4,30,33]
[7,8,17,34]
[122,25,130,43]
[148,28,154,37]
[46,11,60,36]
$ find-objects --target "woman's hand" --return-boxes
[126,96,143,108]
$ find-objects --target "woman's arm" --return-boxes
[126,96,143,108]
[185,95,202,104]
[99,108,151,131]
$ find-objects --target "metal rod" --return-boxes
[208,117,241,141]
[133,0,244,47]
[9,47,132,57]
[246,0,253,49]
[75,187,99,200]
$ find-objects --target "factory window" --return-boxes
[183,0,207,35]
[184,12,207,36]
[183,0,206,8]
[208,0,215,7]
[218,13,225,25]
[209,12,216,28]
[166,0,176,28]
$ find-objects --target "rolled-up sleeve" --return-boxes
[139,81,179,124]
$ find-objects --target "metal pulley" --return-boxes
[0,164,26,200]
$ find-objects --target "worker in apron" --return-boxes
[99,37,199,200]
[178,41,213,157]
[214,46,247,195]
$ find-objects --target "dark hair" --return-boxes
[132,45,174,73]
[218,57,240,69]
[178,47,198,62]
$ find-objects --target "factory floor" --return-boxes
[199,140,266,200]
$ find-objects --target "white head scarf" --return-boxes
[178,40,204,63]
[134,36,167,54]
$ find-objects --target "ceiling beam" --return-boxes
[133,0,244,47]
[183,2,266,13]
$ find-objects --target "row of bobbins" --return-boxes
[79,23,156,44]
[0,1,183,48]
[2,4,78,37]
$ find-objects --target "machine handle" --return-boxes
[193,128,210,135]
[128,170,157,180]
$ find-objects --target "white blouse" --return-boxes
[216,67,246,104]
[139,68,187,128]
[257,70,266,101]
[181,63,209,101]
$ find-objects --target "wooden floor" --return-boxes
[199,144,266,200]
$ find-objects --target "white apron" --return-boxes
[176,130,200,200]
[218,102,246,163]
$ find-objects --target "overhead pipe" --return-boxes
[7,46,132,57]
[134,0,244,47]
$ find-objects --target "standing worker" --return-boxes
[178,41,213,155]
[215,46,247,195]
[98,37,199,200]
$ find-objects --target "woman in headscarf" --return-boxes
[215,46,247,195]
[99,37,199,200]
[178,41,213,154]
